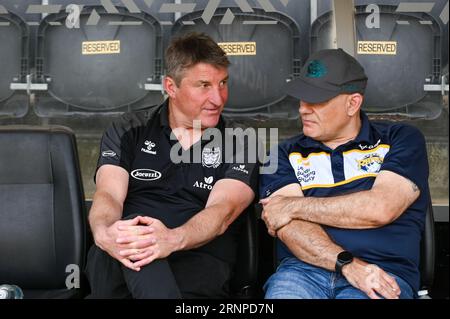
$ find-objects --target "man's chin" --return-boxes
[302,129,319,140]
[201,116,221,128]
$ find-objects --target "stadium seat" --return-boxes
[0,10,29,117]
[33,5,164,116]
[172,5,302,118]
[311,4,445,119]
[418,202,436,298]
[0,126,87,298]
[230,205,259,298]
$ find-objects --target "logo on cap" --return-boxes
[306,60,327,78]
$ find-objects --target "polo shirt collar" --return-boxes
[353,111,372,144]
[159,99,170,129]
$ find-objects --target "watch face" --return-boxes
[338,251,353,263]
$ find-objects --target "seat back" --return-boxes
[311,4,444,119]
[0,10,29,117]
[34,6,164,116]
[230,205,259,298]
[0,126,86,298]
[172,7,302,117]
[419,202,436,297]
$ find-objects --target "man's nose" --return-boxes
[209,87,226,106]
[300,102,312,114]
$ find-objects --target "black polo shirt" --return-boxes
[96,100,259,264]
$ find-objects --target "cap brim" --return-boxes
[285,78,340,104]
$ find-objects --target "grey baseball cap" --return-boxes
[285,48,368,103]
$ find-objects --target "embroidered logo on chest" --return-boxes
[141,140,157,155]
[289,152,332,187]
[357,154,384,173]
[202,147,221,168]
[290,155,321,184]
[296,165,317,184]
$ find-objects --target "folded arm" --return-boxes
[262,183,401,299]
[262,170,420,231]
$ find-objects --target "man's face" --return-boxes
[169,62,229,129]
[299,94,351,143]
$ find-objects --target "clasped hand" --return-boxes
[260,196,295,237]
[102,216,175,271]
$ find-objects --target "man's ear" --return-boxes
[164,76,178,98]
[347,93,363,116]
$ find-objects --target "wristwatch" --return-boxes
[335,251,354,275]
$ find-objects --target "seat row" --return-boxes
[0,2,447,119]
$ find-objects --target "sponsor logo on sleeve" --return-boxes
[102,150,117,158]
[232,164,249,175]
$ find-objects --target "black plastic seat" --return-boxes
[0,126,87,299]
[418,202,436,298]
[311,4,444,119]
[34,5,164,116]
[172,7,302,118]
[230,205,259,298]
[0,11,29,117]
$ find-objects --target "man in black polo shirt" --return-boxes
[260,49,430,299]
[85,33,258,298]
